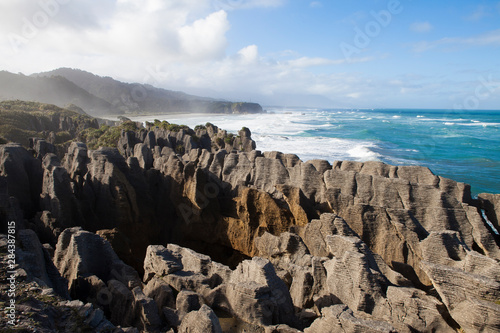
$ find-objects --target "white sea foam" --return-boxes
[129,111,382,163]
[457,122,500,127]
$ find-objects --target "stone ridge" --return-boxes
[1,122,499,332]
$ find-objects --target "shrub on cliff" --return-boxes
[79,121,140,149]
[0,100,98,147]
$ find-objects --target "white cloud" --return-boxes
[410,29,500,52]
[212,0,285,11]
[288,56,373,68]
[410,21,433,33]
[178,10,229,61]
[464,5,487,21]
[237,44,259,64]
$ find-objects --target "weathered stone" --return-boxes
[421,260,500,331]
[40,153,83,231]
[54,227,141,293]
[131,286,162,332]
[16,229,69,299]
[478,192,500,232]
[302,213,356,257]
[305,304,396,333]
[107,279,135,327]
[176,290,204,319]
[178,304,222,333]
[386,286,453,332]
[0,143,43,217]
[133,143,153,170]
[143,276,175,310]
[227,257,297,327]
[143,245,182,283]
[30,138,56,160]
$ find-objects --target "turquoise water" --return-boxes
[312,108,500,196]
[131,108,500,196]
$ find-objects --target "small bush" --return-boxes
[175,144,185,154]
[55,131,73,144]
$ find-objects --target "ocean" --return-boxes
[128,108,500,196]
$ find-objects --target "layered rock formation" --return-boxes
[1,122,500,332]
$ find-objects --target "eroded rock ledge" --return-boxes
[1,123,499,332]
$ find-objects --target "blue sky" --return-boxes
[1,0,499,109]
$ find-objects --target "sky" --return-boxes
[1,0,500,109]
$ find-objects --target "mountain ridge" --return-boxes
[0,68,263,117]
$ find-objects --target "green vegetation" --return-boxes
[194,124,206,131]
[224,133,234,144]
[151,119,191,132]
[79,121,140,149]
[0,100,98,147]
[175,144,185,155]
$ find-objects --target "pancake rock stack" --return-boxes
[1,122,499,332]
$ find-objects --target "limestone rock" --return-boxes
[178,304,222,333]
[305,304,396,333]
[40,153,83,232]
[143,245,182,283]
[302,213,356,257]
[176,290,204,319]
[0,143,43,216]
[16,229,69,299]
[54,227,141,294]
[386,286,453,332]
[450,298,500,333]
[107,279,135,327]
[144,276,175,309]
[133,143,153,170]
[131,286,162,332]
[478,192,500,232]
[254,231,310,266]
[227,257,297,327]
[30,138,56,160]
[421,260,500,331]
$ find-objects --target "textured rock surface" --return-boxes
[305,305,396,333]
[16,229,69,299]
[2,121,500,332]
[178,304,222,333]
[478,192,500,232]
[53,227,141,293]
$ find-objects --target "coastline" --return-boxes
[1,119,499,331]
[112,108,500,195]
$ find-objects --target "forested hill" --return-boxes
[31,68,264,116]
